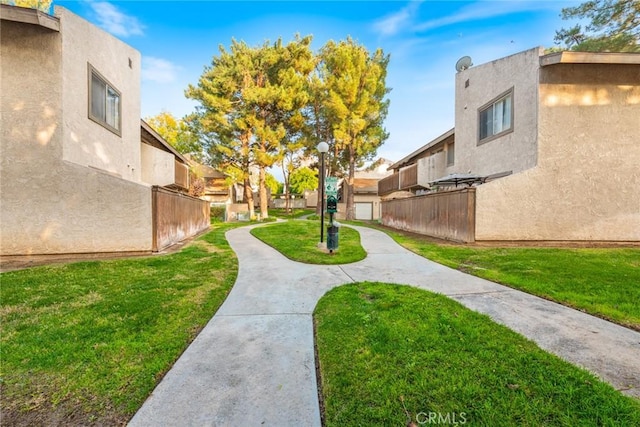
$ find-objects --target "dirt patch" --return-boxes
[0,389,130,427]
[190,240,223,253]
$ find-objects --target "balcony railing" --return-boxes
[174,160,189,190]
[399,164,418,190]
[378,173,399,196]
[378,152,449,197]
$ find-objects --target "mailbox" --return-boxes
[326,195,337,213]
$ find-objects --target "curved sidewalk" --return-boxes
[129,224,640,426]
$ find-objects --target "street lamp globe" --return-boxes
[317,141,329,153]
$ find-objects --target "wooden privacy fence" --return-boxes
[381,188,476,243]
[152,186,210,252]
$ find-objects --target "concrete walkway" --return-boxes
[129,224,640,426]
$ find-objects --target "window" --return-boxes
[478,89,513,143]
[446,142,455,166]
[88,65,121,135]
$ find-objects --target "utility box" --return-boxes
[327,224,339,252]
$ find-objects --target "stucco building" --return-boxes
[1,5,209,256]
[337,159,394,220]
[380,47,640,242]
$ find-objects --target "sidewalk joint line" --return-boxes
[218,312,313,317]
[338,265,357,283]
[446,290,511,297]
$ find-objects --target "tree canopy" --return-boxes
[288,166,318,194]
[319,38,390,220]
[145,111,202,160]
[554,0,640,52]
[1,0,52,12]
[265,173,281,195]
[186,35,389,220]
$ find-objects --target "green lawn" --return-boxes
[315,282,640,426]
[251,219,366,264]
[3,218,638,424]
[268,208,315,219]
[0,223,243,425]
[349,223,640,331]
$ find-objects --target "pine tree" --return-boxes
[319,38,390,220]
[554,0,639,52]
[186,40,257,218]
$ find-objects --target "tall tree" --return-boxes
[288,166,319,194]
[272,36,315,213]
[554,0,639,52]
[186,40,257,218]
[1,0,52,12]
[145,111,202,160]
[319,38,390,220]
[187,36,315,219]
[265,173,281,195]
[248,36,314,219]
[305,70,336,216]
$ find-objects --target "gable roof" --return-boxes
[389,128,455,170]
[140,119,189,165]
[352,178,380,194]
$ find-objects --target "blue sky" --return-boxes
[55,0,579,164]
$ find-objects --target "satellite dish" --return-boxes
[455,56,473,72]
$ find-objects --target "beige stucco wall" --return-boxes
[57,7,142,182]
[454,47,543,177]
[1,161,153,254]
[1,8,153,255]
[476,62,640,241]
[417,150,445,184]
[141,143,176,186]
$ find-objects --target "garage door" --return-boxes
[355,202,373,220]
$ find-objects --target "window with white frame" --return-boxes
[89,65,121,135]
[478,89,513,143]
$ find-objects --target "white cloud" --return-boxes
[373,1,423,36]
[142,57,182,84]
[414,1,559,33]
[89,1,144,37]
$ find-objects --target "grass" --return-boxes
[250,219,366,264]
[269,208,315,219]
[0,222,244,426]
[314,282,640,426]
[348,222,640,331]
[3,217,637,424]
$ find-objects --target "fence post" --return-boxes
[152,186,159,252]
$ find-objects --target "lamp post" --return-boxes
[317,141,329,244]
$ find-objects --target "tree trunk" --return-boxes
[317,154,325,216]
[259,165,268,219]
[346,146,356,221]
[282,163,291,213]
[244,176,255,219]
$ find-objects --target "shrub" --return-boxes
[210,206,225,222]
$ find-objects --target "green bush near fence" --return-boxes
[210,205,226,222]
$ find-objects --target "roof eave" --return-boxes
[389,128,455,170]
[0,4,60,31]
[140,119,189,164]
[540,51,640,67]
